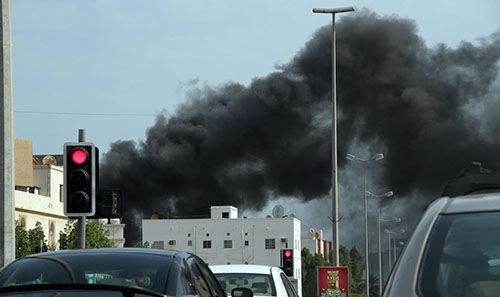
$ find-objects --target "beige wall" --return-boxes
[14,139,33,187]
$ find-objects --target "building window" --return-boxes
[48,221,55,247]
[203,240,212,249]
[152,241,164,249]
[188,240,193,246]
[59,185,64,202]
[19,215,27,228]
[226,233,230,236]
[265,238,276,249]
[206,233,210,237]
[222,212,229,218]
[224,240,232,248]
[188,233,191,237]
[245,232,248,236]
[245,240,249,246]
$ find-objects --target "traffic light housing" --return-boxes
[281,249,294,277]
[88,190,123,219]
[64,142,97,217]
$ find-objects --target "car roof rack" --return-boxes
[441,162,500,197]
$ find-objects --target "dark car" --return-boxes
[0,248,251,297]
[384,164,500,297]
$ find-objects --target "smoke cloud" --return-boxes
[99,9,500,247]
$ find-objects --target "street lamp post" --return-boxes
[346,153,384,297]
[385,229,405,271]
[312,6,355,267]
[366,190,398,296]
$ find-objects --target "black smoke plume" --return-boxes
[99,9,500,246]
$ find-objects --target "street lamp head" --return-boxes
[312,6,355,14]
[366,190,394,198]
[347,153,384,162]
[379,217,401,223]
[385,228,405,234]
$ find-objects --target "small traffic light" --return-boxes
[64,142,97,217]
[89,190,123,219]
[281,249,294,277]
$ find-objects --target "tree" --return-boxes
[301,247,330,297]
[369,273,380,297]
[59,219,114,249]
[15,221,52,258]
[28,221,48,253]
[15,220,30,258]
[136,241,151,248]
[349,246,364,294]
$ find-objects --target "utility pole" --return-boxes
[0,0,15,266]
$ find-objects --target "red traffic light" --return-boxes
[64,142,96,217]
[71,148,88,164]
[284,250,292,258]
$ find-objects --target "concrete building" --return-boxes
[302,228,332,262]
[14,139,67,249]
[14,139,125,250]
[143,205,302,296]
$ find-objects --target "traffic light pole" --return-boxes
[77,129,86,249]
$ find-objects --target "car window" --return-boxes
[197,262,226,297]
[190,261,213,297]
[0,258,73,286]
[279,272,299,297]
[0,253,171,294]
[166,257,195,296]
[214,273,275,296]
[419,212,500,297]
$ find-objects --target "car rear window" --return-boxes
[0,253,171,294]
[214,273,275,296]
[419,212,500,297]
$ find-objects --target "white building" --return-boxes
[143,205,302,296]
[14,139,125,250]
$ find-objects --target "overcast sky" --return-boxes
[10,1,500,246]
[12,0,500,156]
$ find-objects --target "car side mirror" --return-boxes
[231,287,253,297]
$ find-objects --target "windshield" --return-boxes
[214,273,275,296]
[0,253,171,294]
[419,212,500,296]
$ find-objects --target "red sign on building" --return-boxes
[317,266,349,297]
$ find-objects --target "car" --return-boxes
[0,247,252,297]
[210,264,299,297]
[383,163,500,297]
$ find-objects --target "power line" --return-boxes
[14,110,157,117]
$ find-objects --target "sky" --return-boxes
[12,0,500,156]
[10,1,500,248]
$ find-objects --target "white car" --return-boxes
[210,264,299,297]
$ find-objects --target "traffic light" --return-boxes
[89,190,123,218]
[64,142,97,217]
[281,249,294,277]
